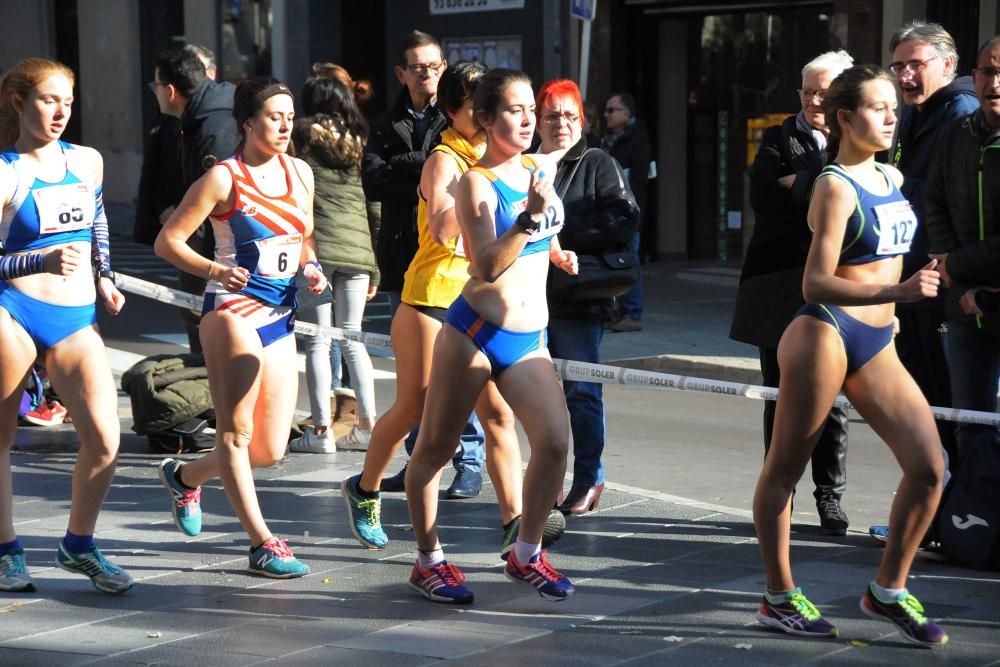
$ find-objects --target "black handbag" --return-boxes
[549,149,640,301]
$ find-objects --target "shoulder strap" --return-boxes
[556,148,594,199]
[468,164,498,182]
[431,144,470,174]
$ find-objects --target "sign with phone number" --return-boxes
[430,0,524,14]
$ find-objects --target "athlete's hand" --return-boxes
[526,170,556,219]
[303,262,327,295]
[930,253,951,286]
[366,283,378,301]
[97,277,125,316]
[43,246,82,276]
[551,249,578,275]
[219,265,250,293]
[896,259,939,302]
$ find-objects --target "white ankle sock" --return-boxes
[513,539,541,564]
[417,548,444,569]
[871,580,905,602]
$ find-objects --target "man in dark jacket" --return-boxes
[889,21,978,465]
[925,35,1000,467]
[362,31,482,498]
[148,46,238,352]
[602,92,650,332]
[730,50,854,535]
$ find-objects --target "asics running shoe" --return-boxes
[158,458,202,536]
[248,538,310,579]
[0,548,35,592]
[341,474,388,549]
[860,584,948,647]
[56,541,133,594]
[500,509,567,560]
[755,587,838,637]
[408,560,474,603]
[505,549,575,601]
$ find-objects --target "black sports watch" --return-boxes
[514,210,540,234]
[98,269,116,285]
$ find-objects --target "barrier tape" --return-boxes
[117,273,1000,428]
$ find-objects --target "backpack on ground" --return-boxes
[934,434,1000,570]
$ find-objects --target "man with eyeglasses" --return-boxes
[919,36,1000,568]
[362,31,486,499]
[601,92,650,332]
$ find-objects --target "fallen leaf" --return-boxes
[849,639,869,648]
[734,643,752,650]
[147,632,161,638]
[663,636,683,642]
[322,578,334,583]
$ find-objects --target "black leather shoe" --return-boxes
[817,493,849,536]
[380,465,407,493]
[446,468,482,499]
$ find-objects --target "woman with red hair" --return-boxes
[535,79,639,515]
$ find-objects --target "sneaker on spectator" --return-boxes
[608,316,642,332]
[0,547,35,592]
[756,587,838,638]
[289,427,336,454]
[408,560,474,603]
[505,549,575,600]
[860,584,948,647]
[248,538,310,578]
[500,510,567,560]
[157,458,202,536]
[816,493,849,536]
[22,399,67,427]
[335,425,372,451]
[56,541,133,594]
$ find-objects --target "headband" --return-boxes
[235,83,293,127]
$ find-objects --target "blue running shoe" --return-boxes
[158,458,202,536]
[756,587,838,637]
[0,548,35,592]
[500,510,567,561]
[505,549,575,601]
[869,525,889,545]
[409,560,474,604]
[341,474,388,549]
[861,584,948,647]
[56,541,133,594]
[248,538,310,579]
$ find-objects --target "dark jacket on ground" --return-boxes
[547,137,640,321]
[134,115,185,245]
[893,75,978,281]
[361,88,448,291]
[122,354,212,435]
[602,118,651,226]
[297,117,380,285]
[730,114,825,348]
[925,110,1000,338]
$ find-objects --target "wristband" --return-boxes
[305,260,322,272]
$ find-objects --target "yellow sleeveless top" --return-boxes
[401,129,484,307]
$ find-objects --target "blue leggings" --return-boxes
[445,295,547,377]
[796,303,893,374]
[0,281,96,352]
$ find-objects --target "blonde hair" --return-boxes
[0,58,75,147]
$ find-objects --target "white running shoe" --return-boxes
[336,425,372,451]
[289,428,336,454]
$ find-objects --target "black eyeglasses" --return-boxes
[888,56,939,75]
[604,106,625,114]
[147,80,167,93]
[974,66,1000,81]
[403,61,445,74]
[542,111,581,125]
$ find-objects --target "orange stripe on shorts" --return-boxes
[466,315,486,338]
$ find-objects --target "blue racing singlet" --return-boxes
[208,154,308,307]
[469,155,564,257]
[815,163,917,265]
[1,141,100,252]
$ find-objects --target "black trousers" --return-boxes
[760,346,848,501]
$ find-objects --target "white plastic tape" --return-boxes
[117,273,1000,427]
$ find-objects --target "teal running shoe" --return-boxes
[341,474,388,549]
[248,538,310,579]
[0,547,35,592]
[158,458,202,536]
[56,541,133,594]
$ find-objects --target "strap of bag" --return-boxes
[556,148,595,199]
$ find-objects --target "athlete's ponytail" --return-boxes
[0,58,75,148]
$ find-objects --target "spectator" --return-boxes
[535,79,639,515]
[362,30,484,498]
[730,50,854,535]
[148,46,238,352]
[602,92,650,332]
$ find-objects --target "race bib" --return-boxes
[33,184,94,235]
[254,234,302,278]
[873,201,917,255]
[526,198,565,244]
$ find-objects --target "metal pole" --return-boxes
[579,0,596,100]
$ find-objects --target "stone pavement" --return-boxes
[3,421,999,666]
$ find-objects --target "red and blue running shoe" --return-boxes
[409,560,474,604]
[860,584,948,647]
[756,587,839,637]
[504,549,575,601]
